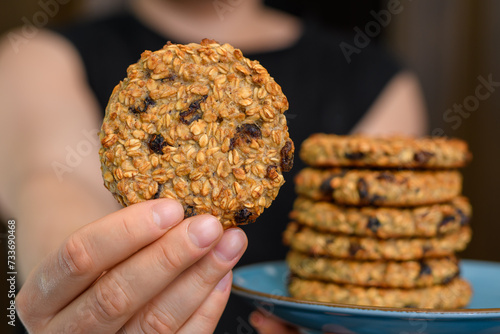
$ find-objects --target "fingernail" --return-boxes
[188,216,221,248]
[214,228,246,261]
[249,311,263,328]
[152,200,183,229]
[215,271,232,292]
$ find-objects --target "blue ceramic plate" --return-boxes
[232,260,500,334]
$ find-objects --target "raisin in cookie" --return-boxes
[283,222,472,260]
[294,168,462,206]
[286,250,461,288]
[288,276,472,309]
[290,196,471,238]
[99,39,294,227]
[300,134,471,168]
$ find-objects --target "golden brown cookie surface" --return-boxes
[290,196,471,238]
[99,39,293,227]
[289,276,472,309]
[286,250,461,288]
[283,222,472,260]
[294,168,462,206]
[300,134,471,168]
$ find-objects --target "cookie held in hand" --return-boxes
[99,39,294,228]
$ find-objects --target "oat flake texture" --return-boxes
[99,39,294,228]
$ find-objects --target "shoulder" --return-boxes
[0,28,100,146]
[0,28,102,193]
[0,28,85,97]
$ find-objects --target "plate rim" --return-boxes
[232,259,500,316]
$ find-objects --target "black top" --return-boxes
[51,11,401,333]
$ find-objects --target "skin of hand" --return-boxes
[16,198,248,333]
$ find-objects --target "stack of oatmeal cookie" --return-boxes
[283,134,473,308]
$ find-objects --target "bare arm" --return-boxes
[351,71,428,136]
[0,30,121,282]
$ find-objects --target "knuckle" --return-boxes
[139,306,178,334]
[89,274,133,323]
[190,267,219,292]
[153,242,186,272]
[119,215,137,244]
[58,234,94,278]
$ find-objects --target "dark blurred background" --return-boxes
[1,0,499,333]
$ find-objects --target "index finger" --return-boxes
[16,199,184,324]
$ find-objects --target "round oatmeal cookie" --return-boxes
[290,196,471,238]
[294,168,462,206]
[299,134,472,168]
[283,222,472,260]
[288,276,472,309]
[99,39,294,227]
[286,250,461,288]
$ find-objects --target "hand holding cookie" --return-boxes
[16,199,247,333]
